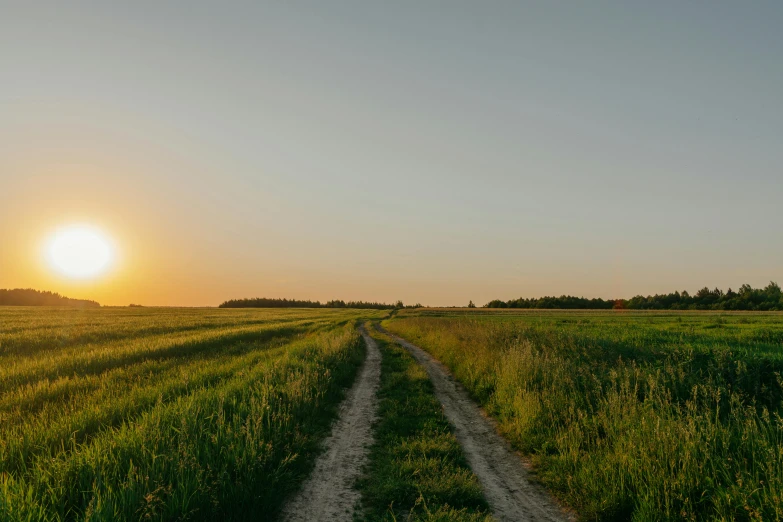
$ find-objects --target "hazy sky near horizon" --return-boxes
[1,2,781,306]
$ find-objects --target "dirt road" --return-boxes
[281,327,381,522]
[375,324,572,522]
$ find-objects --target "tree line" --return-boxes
[219,297,420,309]
[0,288,101,307]
[484,282,783,311]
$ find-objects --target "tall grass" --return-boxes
[0,307,385,521]
[385,313,783,521]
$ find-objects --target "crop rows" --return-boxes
[0,307,384,521]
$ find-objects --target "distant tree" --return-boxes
[467,300,476,308]
[482,283,780,311]
[0,288,100,307]
[219,297,401,310]
[219,297,323,308]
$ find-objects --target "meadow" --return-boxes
[384,310,783,521]
[4,306,782,521]
[0,306,385,521]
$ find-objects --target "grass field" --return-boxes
[0,307,385,521]
[3,306,782,521]
[384,310,783,521]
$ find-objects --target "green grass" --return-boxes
[0,307,386,521]
[7,306,780,521]
[357,325,491,522]
[384,310,783,521]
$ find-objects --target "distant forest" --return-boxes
[219,298,419,310]
[0,288,101,307]
[485,282,783,311]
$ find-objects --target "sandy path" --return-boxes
[376,324,572,522]
[281,327,381,522]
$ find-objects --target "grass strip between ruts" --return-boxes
[357,324,491,522]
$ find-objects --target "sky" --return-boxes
[1,1,781,307]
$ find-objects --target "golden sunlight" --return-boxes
[47,225,114,279]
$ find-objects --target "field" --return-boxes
[384,310,783,521]
[0,307,385,521]
[2,307,782,521]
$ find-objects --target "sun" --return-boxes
[47,225,114,279]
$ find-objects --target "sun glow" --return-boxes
[47,225,114,279]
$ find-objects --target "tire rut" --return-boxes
[375,324,573,522]
[281,327,381,522]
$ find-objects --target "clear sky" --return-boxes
[1,2,781,307]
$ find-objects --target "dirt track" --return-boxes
[375,324,572,522]
[281,328,381,522]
